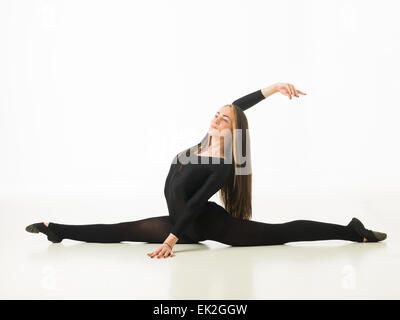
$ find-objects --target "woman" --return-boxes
[25,82,387,259]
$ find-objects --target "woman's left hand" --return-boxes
[274,82,307,100]
[147,243,175,259]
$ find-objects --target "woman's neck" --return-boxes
[200,136,226,158]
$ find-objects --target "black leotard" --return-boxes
[165,89,265,239]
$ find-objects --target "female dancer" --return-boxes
[26,82,387,259]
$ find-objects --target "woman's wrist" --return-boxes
[164,233,179,247]
[261,84,278,98]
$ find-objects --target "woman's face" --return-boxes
[209,106,233,135]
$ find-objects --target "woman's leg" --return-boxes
[196,203,363,246]
[47,216,198,244]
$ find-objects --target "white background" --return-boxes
[1,0,399,223]
[1,0,400,300]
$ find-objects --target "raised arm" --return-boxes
[232,84,282,111]
[232,89,266,112]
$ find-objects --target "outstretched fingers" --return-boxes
[285,83,307,99]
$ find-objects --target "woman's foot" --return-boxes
[348,217,387,243]
[25,222,62,243]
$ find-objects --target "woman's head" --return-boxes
[208,104,251,167]
[209,105,234,135]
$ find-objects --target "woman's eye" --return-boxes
[223,119,228,122]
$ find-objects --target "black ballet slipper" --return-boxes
[25,223,62,243]
[347,217,387,242]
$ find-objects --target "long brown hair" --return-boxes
[219,104,252,220]
[175,104,252,220]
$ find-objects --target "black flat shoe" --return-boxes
[25,223,62,243]
[347,217,387,242]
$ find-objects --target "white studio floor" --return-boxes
[1,191,400,300]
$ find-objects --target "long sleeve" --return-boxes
[170,165,232,239]
[232,89,266,111]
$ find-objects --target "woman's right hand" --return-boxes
[274,82,306,100]
[147,243,175,259]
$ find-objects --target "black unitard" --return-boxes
[47,89,363,245]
